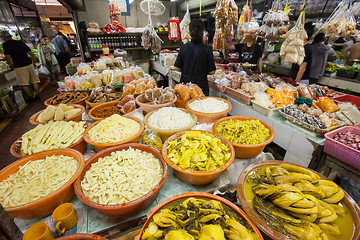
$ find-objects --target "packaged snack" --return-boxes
[189,84,204,99]
[297,85,316,100]
[316,97,340,113]
[140,129,163,151]
[174,84,191,102]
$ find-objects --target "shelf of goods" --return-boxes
[209,88,325,169]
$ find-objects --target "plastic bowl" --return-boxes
[162,130,235,185]
[85,93,122,109]
[213,116,275,159]
[135,93,177,115]
[44,93,88,107]
[56,233,108,240]
[0,149,85,219]
[135,192,264,240]
[143,108,197,142]
[29,104,85,125]
[83,116,144,152]
[88,101,129,121]
[74,143,168,218]
[186,96,232,124]
[237,160,360,240]
[10,134,87,159]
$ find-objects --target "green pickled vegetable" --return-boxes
[167,131,231,171]
[216,120,270,145]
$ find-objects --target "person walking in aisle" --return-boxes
[1,31,40,102]
[51,31,70,73]
[38,35,59,86]
[171,19,216,96]
[309,33,338,84]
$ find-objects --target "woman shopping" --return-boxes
[171,19,216,96]
[37,35,59,86]
[225,35,263,72]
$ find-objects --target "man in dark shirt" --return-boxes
[290,22,314,84]
[172,20,216,96]
[330,37,347,51]
[1,31,40,101]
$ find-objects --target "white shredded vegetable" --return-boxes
[188,98,229,113]
[0,155,78,207]
[81,148,162,205]
[88,114,140,143]
[147,107,194,130]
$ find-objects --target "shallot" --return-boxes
[332,131,360,150]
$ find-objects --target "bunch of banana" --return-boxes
[142,197,260,240]
[251,164,346,240]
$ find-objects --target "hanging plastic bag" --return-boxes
[325,1,356,37]
[180,4,191,44]
[38,65,50,76]
[169,17,181,41]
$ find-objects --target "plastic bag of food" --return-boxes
[180,4,191,44]
[76,63,91,75]
[123,71,134,83]
[140,129,163,151]
[174,84,191,102]
[142,26,152,50]
[65,76,75,90]
[118,94,135,107]
[120,100,136,115]
[317,97,340,113]
[338,102,360,124]
[87,72,103,88]
[230,75,242,89]
[297,84,316,100]
[189,84,204,99]
[122,84,135,96]
[325,2,356,37]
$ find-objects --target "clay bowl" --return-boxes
[83,116,145,152]
[85,92,122,109]
[74,143,168,218]
[237,160,360,240]
[162,130,235,185]
[29,104,85,125]
[135,192,264,240]
[143,108,197,142]
[10,134,87,159]
[56,233,108,240]
[0,149,85,219]
[186,96,232,124]
[44,92,88,107]
[135,93,177,115]
[213,116,275,159]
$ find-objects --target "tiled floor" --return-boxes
[0,85,58,170]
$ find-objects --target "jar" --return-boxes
[102,45,110,55]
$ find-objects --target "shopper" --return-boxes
[330,36,347,51]
[52,31,70,73]
[309,33,338,84]
[225,35,263,72]
[1,31,40,101]
[290,21,314,84]
[171,19,216,96]
[37,35,59,86]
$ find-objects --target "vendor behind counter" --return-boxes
[171,20,216,96]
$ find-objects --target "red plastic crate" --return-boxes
[324,126,360,170]
[332,94,360,110]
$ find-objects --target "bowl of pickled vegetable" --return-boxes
[237,160,360,240]
[136,192,264,240]
[162,130,235,185]
[213,116,275,159]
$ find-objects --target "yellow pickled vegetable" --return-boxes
[167,131,231,171]
[216,120,270,145]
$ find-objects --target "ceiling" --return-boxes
[32,0,62,6]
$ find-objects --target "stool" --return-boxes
[1,95,17,117]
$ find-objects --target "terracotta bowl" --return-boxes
[135,93,177,115]
[237,160,360,240]
[56,233,108,240]
[85,92,122,109]
[88,101,134,121]
[83,116,144,152]
[10,135,87,159]
[29,104,85,125]
[44,93,88,107]
[213,116,275,159]
[143,108,197,142]
[74,143,168,218]
[135,192,264,240]
[0,149,85,219]
[162,130,235,185]
[186,96,232,124]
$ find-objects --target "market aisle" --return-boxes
[0,84,58,170]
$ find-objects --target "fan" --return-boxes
[140,0,165,16]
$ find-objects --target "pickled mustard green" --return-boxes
[216,120,270,145]
[167,131,231,171]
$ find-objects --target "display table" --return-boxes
[14,111,274,239]
[150,60,169,77]
[210,88,325,169]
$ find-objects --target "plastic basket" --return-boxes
[332,94,360,110]
[324,126,360,170]
[252,101,281,116]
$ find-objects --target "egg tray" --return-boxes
[279,109,344,137]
